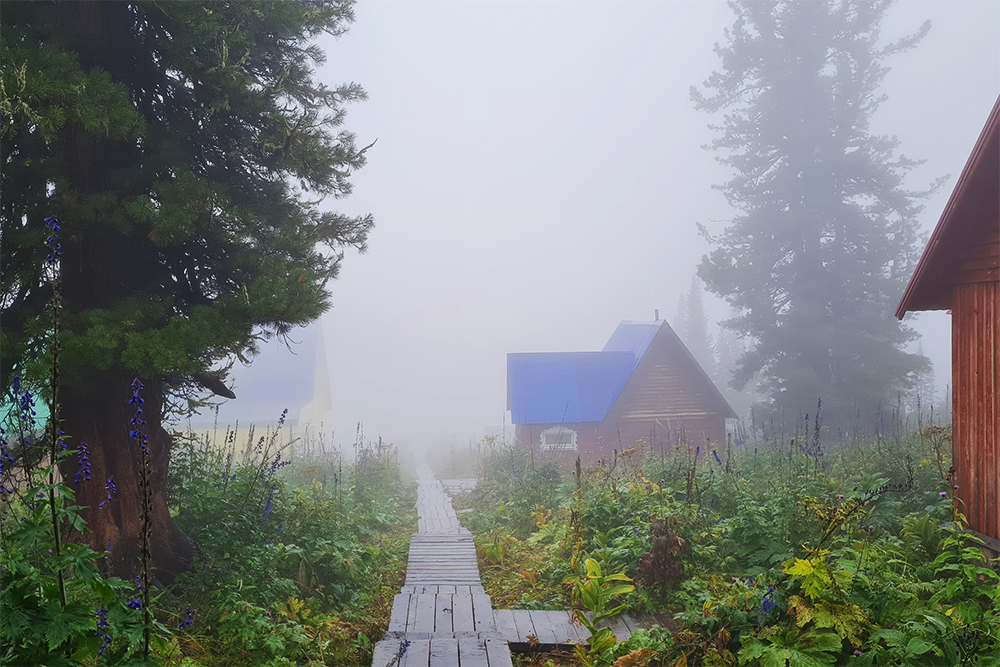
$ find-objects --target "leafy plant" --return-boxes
[565,557,635,667]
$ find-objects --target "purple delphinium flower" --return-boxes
[126,597,143,611]
[99,476,117,509]
[75,442,92,484]
[759,586,776,622]
[44,217,62,265]
[712,449,722,466]
[178,608,195,629]
[128,379,148,451]
[95,606,112,655]
[260,492,274,523]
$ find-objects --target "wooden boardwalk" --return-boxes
[494,609,654,648]
[371,470,653,666]
[371,470,514,667]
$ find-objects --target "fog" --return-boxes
[203,1,999,452]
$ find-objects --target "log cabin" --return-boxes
[507,320,737,464]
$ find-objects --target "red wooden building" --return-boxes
[507,320,736,463]
[896,96,1000,552]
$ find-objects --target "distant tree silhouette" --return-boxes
[692,0,938,425]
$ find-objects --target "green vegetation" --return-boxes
[455,431,999,666]
[1,379,415,666]
[1,0,373,580]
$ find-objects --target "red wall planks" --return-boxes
[952,281,1000,543]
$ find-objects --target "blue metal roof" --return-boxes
[508,322,664,425]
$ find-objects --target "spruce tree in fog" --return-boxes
[682,276,715,376]
[692,0,936,424]
[1,1,372,579]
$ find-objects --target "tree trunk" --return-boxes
[58,372,194,584]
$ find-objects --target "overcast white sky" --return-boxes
[214,0,1000,451]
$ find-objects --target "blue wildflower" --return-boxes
[45,217,62,266]
[99,476,117,509]
[75,442,92,484]
[95,606,112,655]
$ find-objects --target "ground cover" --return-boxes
[1,392,416,667]
[451,428,1000,667]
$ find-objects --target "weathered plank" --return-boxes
[544,610,584,644]
[472,593,494,634]
[512,610,536,643]
[428,636,458,667]
[401,638,431,667]
[388,594,410,634]
[457,636,489,667]
[527,610,558,644]
[451,594,475,633]
[372,638,404,667]
[484,637,514,667]
[491,609,520,644]
[413,595,436,634]
[434,594,453,634]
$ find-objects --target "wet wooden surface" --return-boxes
[371,472,513,667]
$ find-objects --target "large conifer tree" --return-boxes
[1,1,372,580]
[692,0,936,426]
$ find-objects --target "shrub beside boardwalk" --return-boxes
[450,432,1000,666]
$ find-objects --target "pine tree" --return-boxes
[1,1,372,579]
[714,323,749,416]
[692,0,935,426]
[682,276,715,376]
[914,342,937,412]
[673,293,687,333]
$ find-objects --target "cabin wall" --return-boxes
[515,416,726,467]
[952,280,1000,546]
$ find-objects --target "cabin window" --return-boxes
[540,427,577,452]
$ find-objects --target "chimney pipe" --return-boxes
[655,309,660,321]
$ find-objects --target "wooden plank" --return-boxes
[451,594,475,633]
[406,593,420,634]
[457,636,489,667]
[484,637,514,667]
[491,609,520,644]
[429,636,458,667]
[388,594,410,634]
[401,638,431,667]
[544,610,582,644]
[512,610,536,643]
[472,594,494,634]
[372,638,403,667]
[527,610,558,644]
[626,611,652,633]
[434,594,453,634]
[604,614,631,642]
[413,594,436,634]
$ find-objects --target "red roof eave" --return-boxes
[896,95,1000,319]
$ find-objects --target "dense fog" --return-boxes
[209,0,999,452]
